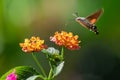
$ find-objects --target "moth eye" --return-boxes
[77,18,81,21]
[75,18,81,22]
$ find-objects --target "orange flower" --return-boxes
[20,36,47,53]
[50,31,81,50]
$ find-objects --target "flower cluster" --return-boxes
[50,31,80,50]
[19,36,47,53]
[6,70,17,80]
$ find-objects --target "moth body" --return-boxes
[73,8,104,35]
[76,17,99,34]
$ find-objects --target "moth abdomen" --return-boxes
[92,26,99,35]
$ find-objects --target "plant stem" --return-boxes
[38,75,45,80]
[48,68,53,79]
[32,53,47,77]
[61,47,64,58]
[48,61,53,79]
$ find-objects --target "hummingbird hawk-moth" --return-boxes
[73,8,104,35]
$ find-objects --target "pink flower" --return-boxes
[6,70,17,80]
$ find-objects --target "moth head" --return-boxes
[75,17,85,22]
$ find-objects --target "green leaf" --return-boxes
[26,74,45,80]
[26,75,45,80]
[26,75,38,80]
[53,61,64,77]
[0,66,39,80]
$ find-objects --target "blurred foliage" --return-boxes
[0,0,120,80]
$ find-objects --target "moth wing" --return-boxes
[86,8,104,24]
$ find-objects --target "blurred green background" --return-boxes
[0,0,120,80]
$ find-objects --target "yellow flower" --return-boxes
[20,36,47,53]
[50,31,81,50]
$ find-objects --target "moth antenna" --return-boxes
[72,12,79,17]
